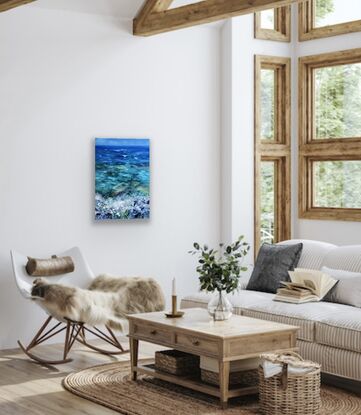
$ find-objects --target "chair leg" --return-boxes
[26,315,53,350]
[18,316,73,365]
[63,320,84,358]
[63,320,71,360]
[76,325,129,355]
[18,317,128,364]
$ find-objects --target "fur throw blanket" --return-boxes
[31,274,165,330]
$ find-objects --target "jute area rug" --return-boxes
[63,360,361,415]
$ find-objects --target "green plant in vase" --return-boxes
[189,236,250,321]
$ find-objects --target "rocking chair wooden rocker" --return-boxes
[11,247,129,365]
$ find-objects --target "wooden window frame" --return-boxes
[255,6,291,42]
[254,55,291,255]
[299,0,361,41]
[299,48,361,221]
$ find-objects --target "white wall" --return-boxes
[221,15,292,260]
[222,6,361,255]
[0,5,221,349]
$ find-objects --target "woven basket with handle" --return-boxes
[259,351,321,415]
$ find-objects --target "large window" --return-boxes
[313,160,361,208]
[299,48,361,221]
[314,63,361,139]
[255,56,291,255]
[299,0,361,41]
[254,6,291,42]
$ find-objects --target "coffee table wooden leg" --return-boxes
[130,338,139,381]
[219,361,230,409]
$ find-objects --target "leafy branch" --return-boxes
[189,236,250,294]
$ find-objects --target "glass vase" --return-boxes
[207,291,233,321]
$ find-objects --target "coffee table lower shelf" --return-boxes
[134,364,259,402]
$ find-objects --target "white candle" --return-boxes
[172,278,176,296]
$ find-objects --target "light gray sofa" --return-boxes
[181,239,361,381]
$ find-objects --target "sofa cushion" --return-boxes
[233,291,343,343]
[315,309,361,353]
[246,243,303,293]
[322,266,361,307]
[278,239,336,270]
[322,245,361,273]
[180,293,211,310]
[241,309,313,342]
[181,290,360,345]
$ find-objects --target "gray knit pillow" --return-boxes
[246,243,303,293]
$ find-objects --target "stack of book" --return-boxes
[274,268,338,304]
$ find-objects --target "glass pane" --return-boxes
[261,69,275,141]
[315,0,361,28]
[261,161,276,244]
[260,9,275,29]
[313,160,361,208]
[315,63,361,139]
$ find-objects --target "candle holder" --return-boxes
[165,295,184,318]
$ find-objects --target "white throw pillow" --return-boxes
[322,266,361,308]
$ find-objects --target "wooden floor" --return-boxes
[0,337,161,415]
[0,337,360,415]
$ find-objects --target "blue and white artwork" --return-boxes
[95,138,150,220]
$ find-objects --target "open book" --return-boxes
[274,268,338,304]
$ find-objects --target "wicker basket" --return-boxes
[259,352,321,415]
[155,350,199,376]
[201,368,258,387]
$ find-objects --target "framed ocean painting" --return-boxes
[95,138,150,220]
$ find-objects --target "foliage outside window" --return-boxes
[313,160,361,208]
[299,48,361,221]
[261,69,275,140]
[254,6,291,42]
[254,56,291,256]
[260,9,275,30]
[299,0,361,41]
[315,63,361,139]
[260,161,276,244]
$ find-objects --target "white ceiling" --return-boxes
[30,0,204,19]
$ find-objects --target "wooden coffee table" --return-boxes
[128,308,298,408]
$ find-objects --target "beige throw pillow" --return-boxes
[322,266,361,308]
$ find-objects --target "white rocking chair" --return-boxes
[11,247,128,365]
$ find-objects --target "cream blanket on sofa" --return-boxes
[31,274,165,330]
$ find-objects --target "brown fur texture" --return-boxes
[89,274,165,314]
[31,275,165,330]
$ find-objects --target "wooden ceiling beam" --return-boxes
[0,0,36,13]
[134,0,174,32]
[153,0,174,12]
[134,0,303,36]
